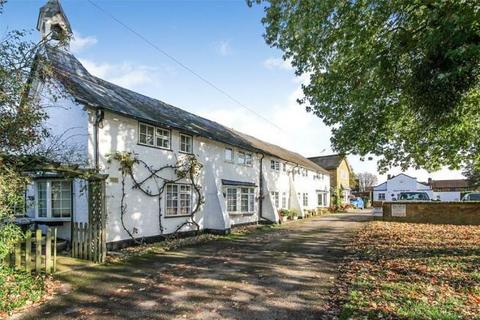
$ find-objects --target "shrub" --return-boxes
[0,267,46,315]
[290,209,299,217]
[278,209,290,217]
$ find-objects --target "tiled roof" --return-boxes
[236,131,330,174]
[308,154,344,170]
[43,46,328,173]
[429,179,470,191]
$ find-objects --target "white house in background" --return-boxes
[372,173,433,201]
[428,179,473,201]
[25,0,331,247]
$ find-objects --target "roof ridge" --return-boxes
[43,47,327,173]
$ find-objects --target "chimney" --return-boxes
[428,177,432,185]
[387,174,392,180]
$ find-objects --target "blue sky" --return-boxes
[1,0,464,183]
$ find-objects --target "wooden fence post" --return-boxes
[79,223,84,260]
[35,229,42,273]
[25,231,32,273]
[85,223,90,260]
[14,242,21,269]
[53,228,57,273]
[45,228,52,274]
[93,223,98,263]
[72,222,77,258]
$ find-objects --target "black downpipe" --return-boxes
[93,109,104,170]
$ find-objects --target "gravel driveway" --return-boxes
[15,213,370,320]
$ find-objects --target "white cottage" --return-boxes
[372,173,433,201]
[25,0,331,248]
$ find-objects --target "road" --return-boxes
[15,213,370,320]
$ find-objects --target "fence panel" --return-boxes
[1,227,57,274]
[71,222,105,263]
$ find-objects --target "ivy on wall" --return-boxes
[107,152,204,244]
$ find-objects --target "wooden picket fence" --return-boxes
[3,228,57,274]
[71,222,106,263]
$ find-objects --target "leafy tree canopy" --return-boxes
[250,0,480,173]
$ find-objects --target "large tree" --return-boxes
[250,0,480,174]
[356,172,378,192]
[0,0,59,260]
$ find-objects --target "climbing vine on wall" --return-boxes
[107,151,204,244]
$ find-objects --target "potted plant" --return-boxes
[290,209,299,220]
[279,209,290,222]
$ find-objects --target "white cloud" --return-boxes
[200,75,331,158]
[70,31,98,53]
[79,59,162,91]
[200,71,465,182]
[215,40,232,56]
[263,57,293,71]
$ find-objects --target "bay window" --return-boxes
[35,180,72,219]
[226,187,255,213]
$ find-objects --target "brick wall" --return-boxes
[381,201,480,225]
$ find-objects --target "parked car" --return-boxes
[350,197,365,209]
[398,192,431,201]
[462,192,480,201]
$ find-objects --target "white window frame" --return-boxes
[138,122,171,150]
[282,163,287,172]
[270,160,280,171]
[35,180,73,220]
[281,192,287,209]
[179,133,193,154]
[237,151,246,165]
[226,187,255,214]
[165,184,192,217]
[245,153,253,166]
[317,192,327,207]
[303,193,309,207]
[378,193,386,200]
[225,147,234,162]
[271,191,280,208]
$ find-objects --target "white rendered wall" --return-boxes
[434,192,461,201]
[373,174,433,201]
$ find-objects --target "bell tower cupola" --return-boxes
[36,0,72,45]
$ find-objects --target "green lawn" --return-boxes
[336,221,480,320]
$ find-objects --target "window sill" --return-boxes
[137,142,173,152]
[228,212,255,216]
[179,151,194,155]
[163,214,192,219]
[33,217,71,222]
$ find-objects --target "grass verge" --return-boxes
[333,221,480,320]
